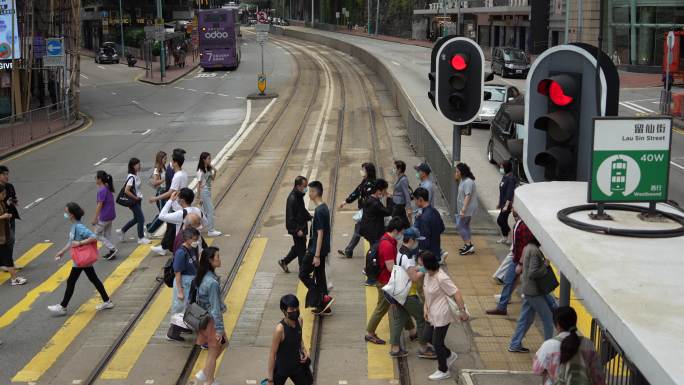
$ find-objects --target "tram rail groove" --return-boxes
[80,37,319,385]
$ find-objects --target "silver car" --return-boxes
[474,84,521,127]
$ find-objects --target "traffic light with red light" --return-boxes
[429,36,484,125]
[524,44,620,183]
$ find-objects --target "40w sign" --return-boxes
[589,117,672,203]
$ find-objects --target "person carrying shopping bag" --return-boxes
[48,203,112,315]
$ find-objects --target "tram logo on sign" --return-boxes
[595,155,641,197]
[46,38,63,56]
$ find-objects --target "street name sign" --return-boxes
[256,23,269,44]
[43,55,64,67]
[589,117,672,203]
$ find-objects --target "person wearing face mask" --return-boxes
[388,227,437,359]
[413,162,434,206]
[159,188,208,245]
[265,294,313,385]
[167,227,201,342]
[193,247,228,385]
[365,217,412,345]
[391,160,413,229]
[48,203,112,315]
[279,176,312,273]
[496,160,516,245]
[338,162,376,258]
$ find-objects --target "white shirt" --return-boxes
[158,200,207,233]
[170,170,188,192]
[125,173,143,198]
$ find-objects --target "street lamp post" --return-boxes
[119,0,125,56]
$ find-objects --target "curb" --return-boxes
[137,63,200,86]
[0,113,92,161]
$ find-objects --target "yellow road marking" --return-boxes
[297,281,314,352]
[674,126,684,135]
[0,243,52,286]
[3,113,93,163]
[364,241,393,380]
[191,238,268,376]
[101,239,214,379]
[12,244,153,382]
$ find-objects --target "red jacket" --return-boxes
[377,233,398,285]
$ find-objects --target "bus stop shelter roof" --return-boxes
[515,181,684,385]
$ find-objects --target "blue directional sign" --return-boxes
[46,38,63,57]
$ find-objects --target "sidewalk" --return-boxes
[138,54,200,85]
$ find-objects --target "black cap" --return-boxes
[414,162,431,174]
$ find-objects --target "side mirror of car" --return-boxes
[484,91,492,101]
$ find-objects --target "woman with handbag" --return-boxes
[145,150,167,235]
[337,162,376,258]
[117,158,151,245]
[0,185,26,286]
[420,251,469,381]
[266,294,312,385]
[193,246,227,385]
[48,203,112,316]
[508,238,558,353]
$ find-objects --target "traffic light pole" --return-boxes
[559,273,571,307]
[452,124,462,209]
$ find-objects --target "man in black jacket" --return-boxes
[0,166,19,237]
[279,176,312,273]
[359,179,393,245]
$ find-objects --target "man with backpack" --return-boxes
[364,217,411,346]
[360,179,393,285]
[166,227,201,342]
[151,150,188,256]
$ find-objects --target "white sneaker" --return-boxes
[11,277,27,286]
[207,230,222,237]
[48,304,67,316]
[116,229,125,243]
[496,237,508,244]
[195,370,207,382]
[494,294,502,300]
[446,351,458,367]
[95,301,114,311]
[151,245,167,256]
[137,237,151,245]
[428,370,451,380]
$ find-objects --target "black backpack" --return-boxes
[365,235,390,280]
[161,245,189,288]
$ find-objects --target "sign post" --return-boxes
[589,117,672,218]
[248,24,278,100]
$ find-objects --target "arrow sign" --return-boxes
[46,38,64,56]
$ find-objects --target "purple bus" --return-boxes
[198,8,241,70]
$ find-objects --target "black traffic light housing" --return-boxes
[533,72,582,180]
[429,36,484,125]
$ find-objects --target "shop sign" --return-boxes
[0,0,21,60]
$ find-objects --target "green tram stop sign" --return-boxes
[589,117,672,203]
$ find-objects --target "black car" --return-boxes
[487,95,527,181]
[491,47,530,78]
[95,43,119,64]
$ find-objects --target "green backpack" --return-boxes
[553,336,592,385]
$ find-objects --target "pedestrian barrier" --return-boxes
[590,318,650,385]
[671,93,683,117]
[0,97,79,156]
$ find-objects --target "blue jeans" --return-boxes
[455,215,472,241]
[509,294,557,349]
[496,260,518,312]
[121,201,145,239]
[171,274,194,315]
[146,188,166,233]
[201,188,215,231]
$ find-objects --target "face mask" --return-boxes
[303,187,309,194]
[409,241,419,250]
[287,310,300,321]
[390,168,397,176]
[499,167,505,175]
[394,233,403,242]
[190,241,199,248]
[415,172,421,180]
[63,212,69,220]
[418,266,427,274]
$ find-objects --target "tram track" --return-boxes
[80,36,324,385]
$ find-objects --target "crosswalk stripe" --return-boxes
[12,244,154,382]
[364,240,393,380]
[100,239,215,380]
[0,243,52,286]
[191,237,268,376]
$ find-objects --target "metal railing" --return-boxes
[590,319,651,385]
[0,97,78,154]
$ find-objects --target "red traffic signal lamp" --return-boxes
[429,37,484,125]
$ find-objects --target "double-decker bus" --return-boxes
[198,8,241,70]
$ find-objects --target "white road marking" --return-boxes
[623,97,659,103]
[624,101,654,113]
[174,86,185,90]
[111,92,117,95]
[153,112,161,116]
[391,61,401,66]
[204,91,215,95]
[80,74,89,79]
[23,197,44,210]
[235,96,246,99]
[246,381,257,384]
[93,157,108,166]
[97,65,106,70]
[141,129,151,135]
[619,102,648,114]
[72,380,82,384]
[144,381,154,384]
[218,93,229,97]
[671,161,684,171]
[188,88,198,92]
[131,100,139,105]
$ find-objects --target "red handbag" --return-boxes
[71,242,99,267]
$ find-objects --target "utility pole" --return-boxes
[456,0,461,35]
[375,0,379,35]
[156,0,164,80]
[441,0,447,37]
[564,0,570,43]
[367,0,370,33]
[311,0,314,25]
[577,0,583,42]
[119,0,125,56]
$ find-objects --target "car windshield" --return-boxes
[485,87,506,102]
[503,49,526,61]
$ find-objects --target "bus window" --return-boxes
[204,14,227,22]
